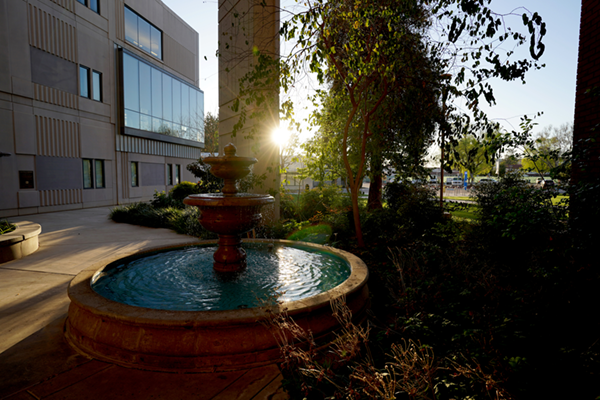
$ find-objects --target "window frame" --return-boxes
[79,66,90,98]
[83,159,106,189]
[124,5,162,60]
[92,70,102,102]
[167,164,173,186]
[77,0,99,14]
[131,162,139,187]
[175,164,180,185]
[80,66,102,102]
[95,159,105,188]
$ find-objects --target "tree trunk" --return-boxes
[350,187,365,247]
[367,151,383,210]
[367,171,383,210]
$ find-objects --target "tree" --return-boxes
[450,134,495,183]
[203,112,219,154]
[521,122,573,177]
[234,0,547,246]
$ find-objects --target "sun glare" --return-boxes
[272,126,292,148]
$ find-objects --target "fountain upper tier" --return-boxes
[183,143,274,272]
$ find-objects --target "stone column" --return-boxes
[218,0,280,220]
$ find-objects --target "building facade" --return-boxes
[0,0,204,217]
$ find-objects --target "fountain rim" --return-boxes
[67,239,369,327]
[183,193,275,206]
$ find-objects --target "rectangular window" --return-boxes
[131,162,139,187]
[79,66,89,98]
[83,159,93,189]
[80,66,101,101]
[124,6,162,60]
[89,0,99,13]
[121,51,204,144]
[175,164,180,185]
[95,160,105,188]
[167,164,173,185]
[124,7,138,45]
[92,70,102,101]
[77,0,99,14]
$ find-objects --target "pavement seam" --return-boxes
[0,267,76,277]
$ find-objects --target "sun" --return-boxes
[272,126,292,149]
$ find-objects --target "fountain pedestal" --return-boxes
[183,143,274,273]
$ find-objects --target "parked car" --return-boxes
[477,178,497,184]
[446,177,463,186]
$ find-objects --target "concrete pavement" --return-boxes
[0,207,287,399]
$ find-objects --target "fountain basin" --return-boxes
[65,239,369,372]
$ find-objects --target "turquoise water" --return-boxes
[92,243,351,311]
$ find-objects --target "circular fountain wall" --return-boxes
[65,239,369,372]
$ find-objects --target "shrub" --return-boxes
[471,171,567,246]
[0,219,16,235]
[169,181,202,202]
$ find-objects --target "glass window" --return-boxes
[151,69,162,118]
[138,18,151,54]
[124,7,138,45]
[181,84,190,128]
[167,164,173,185]
[131,162,139,187]
[123,54,139,112]
[139,62,151,115]
[95,160,105,188]
[124,6,161,60]
[172,80,181,124]
[79,66,89,98]
[125,110,140,129]
[121,51,204,144]
[77,0,86,5]
[92,70,102,101]
[162,75,172,122]
[90,0,99,13]
[150,26,162,59]
[175,165,180,185]
[140,114,152,131]
[83,159,93,189]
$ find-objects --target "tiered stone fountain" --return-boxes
[183,143,274,273]
[65,144,369,372]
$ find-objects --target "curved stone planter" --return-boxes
[0,221,41,264]
[65,239,370,372]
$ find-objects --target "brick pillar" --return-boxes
[571,0,600,243]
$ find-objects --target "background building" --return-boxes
[0,0,204,217]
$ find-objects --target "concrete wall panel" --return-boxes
[80,121,114,160]
[7,0,32,85]
[30,47,78,94]
[0,0,11,93]
[18,191,41,208]
[13,110,37,155]
[36,156,82,190]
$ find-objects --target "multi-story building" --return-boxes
[0,0,204,217]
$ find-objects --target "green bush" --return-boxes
[298,185,349,221]
[169,181,202,202]
[472,171,567,245]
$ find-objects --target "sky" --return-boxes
[162,0,582,137]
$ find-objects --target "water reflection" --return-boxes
[93,244,350,311]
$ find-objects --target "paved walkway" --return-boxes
[0,208,287,399]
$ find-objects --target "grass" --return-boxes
[286,224,332,243]
[450,205,480,220]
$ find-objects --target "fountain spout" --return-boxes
[183,143,274,273]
